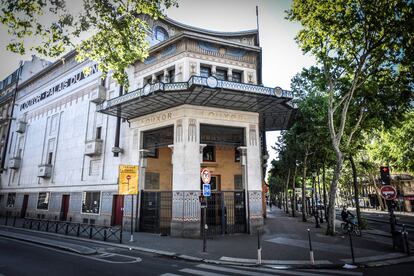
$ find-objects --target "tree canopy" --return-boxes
[287,0,414,235]
[0,0,177,90]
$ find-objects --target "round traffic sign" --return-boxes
[126,175,131,181]
[200,168,211,184]
[380,185,397,200]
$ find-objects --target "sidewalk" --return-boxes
[1,208,413,268]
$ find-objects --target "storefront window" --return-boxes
[82,191,101,214]
[145,172,160,190]
[203,146,215,162]
[234,175,243,190]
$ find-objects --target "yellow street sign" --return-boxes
[118,165,139,195]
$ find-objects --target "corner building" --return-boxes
[0,17,295,237]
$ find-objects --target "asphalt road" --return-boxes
[1,235,414,276]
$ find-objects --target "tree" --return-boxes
[288,0,414,235]
[368,111,414,174]
[0,0,177,90]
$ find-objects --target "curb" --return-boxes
[1,225,413,269]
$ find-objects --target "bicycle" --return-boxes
[340,218,361,236]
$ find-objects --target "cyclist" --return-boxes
[341,206,355,229]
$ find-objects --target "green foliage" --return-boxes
[367,111,414,173]
[0,0,178,90]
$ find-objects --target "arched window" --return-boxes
[154,26,169,42]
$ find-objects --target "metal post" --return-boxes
[387,200,396,249]
[119,221,123,244]
[402,225,410,255]
[307,229,315,265]
[203,207,207,252]
[349,230,355,264]
[257,229,262,264]
[13,216,16,227]
[130,194,134,242]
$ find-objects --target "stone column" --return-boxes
[245,124,264,233]
[170,118,201,237]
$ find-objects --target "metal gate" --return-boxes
[204,191,246,235]
[139,191,172,235]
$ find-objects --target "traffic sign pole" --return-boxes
[130,194,134,242]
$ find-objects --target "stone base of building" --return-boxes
[249,216,264,234]
[170,220,201,238]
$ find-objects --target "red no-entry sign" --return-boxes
[380,185,397,200]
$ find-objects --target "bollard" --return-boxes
[257,230,262,265]
[104,229,107,241]
[348,230,355,264]
[307,229,315,265]
[4,215,8,226]
[13,216,17,227]
[402,225,410,255]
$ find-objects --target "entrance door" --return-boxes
[233,191,246,233]
[60,195,70,221]
[111,195,124,226]
[21,195,29,218]
[140,192,160,232]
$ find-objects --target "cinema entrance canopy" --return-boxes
[97,76,296,131]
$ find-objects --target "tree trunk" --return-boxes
[323,161,328,220]
[285,168,291,214]
[326,151,344,235]
[291,164,297,217]
[349,155,362,227]
[371,175,386,210]
[302,151,308,222]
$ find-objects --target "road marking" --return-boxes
[159,274,182,276]
[231,265,327,276]
[297,269,363,275]
[180,268,226,276]
[220,256,332,265]
[0,236,141,264]
[195,264,275,276]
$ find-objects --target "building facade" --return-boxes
[0,18,295,237]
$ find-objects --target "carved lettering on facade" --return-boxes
[203,110,247,122]
[139,112,173,125]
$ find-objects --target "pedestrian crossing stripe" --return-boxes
[160,263,363,276]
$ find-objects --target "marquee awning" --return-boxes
[97,76,297,131]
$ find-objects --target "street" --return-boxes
[1,234,413,276]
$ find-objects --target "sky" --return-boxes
[0,0,315,171]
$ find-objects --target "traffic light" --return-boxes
[380,166,391,185]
